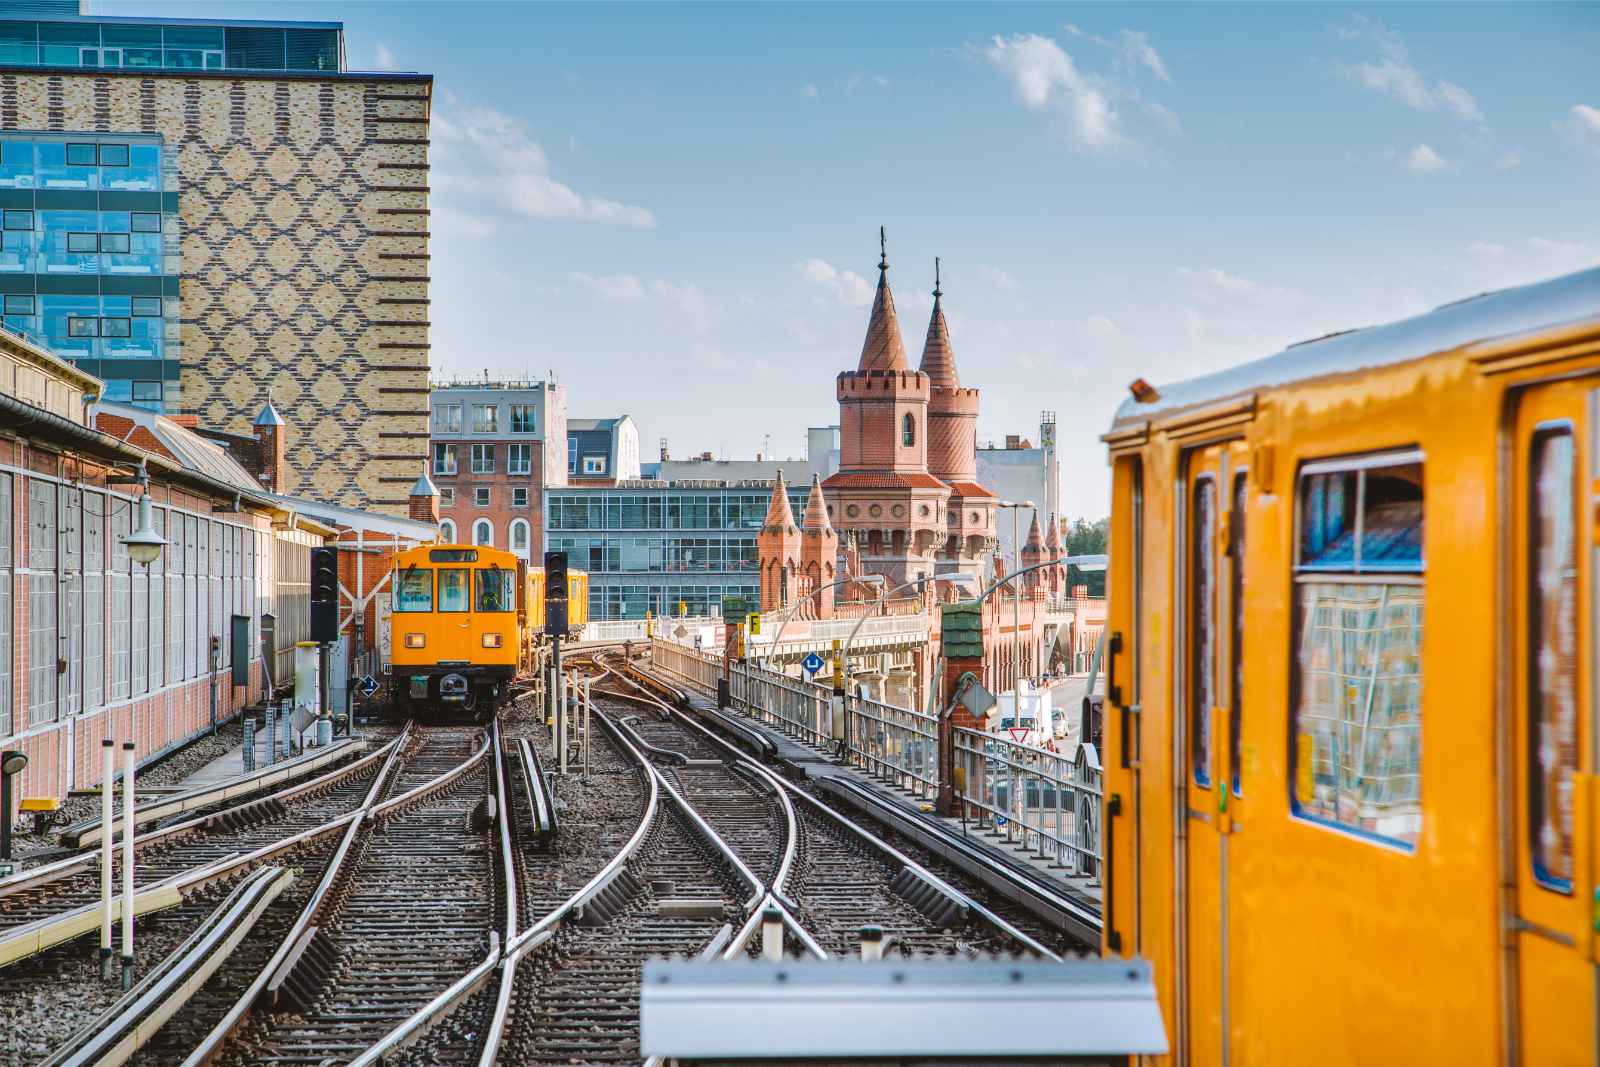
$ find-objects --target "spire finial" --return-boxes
[878,225,887,272]
[933,256,942,299]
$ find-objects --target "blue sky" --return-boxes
[109,2,1600,517]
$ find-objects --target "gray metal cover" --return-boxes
[640,957,1168,1059]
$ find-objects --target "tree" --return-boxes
[1062,517,1108,597]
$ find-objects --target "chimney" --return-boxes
[408,467,440,525]
[1005,434,1021,450]
[253,403,288,492]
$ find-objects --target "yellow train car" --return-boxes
[525,566,590,634]
[1101,266,1599,1065]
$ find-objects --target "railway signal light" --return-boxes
[544,550,569,637]
[310,545,339,643]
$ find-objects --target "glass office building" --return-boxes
[546,480,810,620]
[0,17,342,73]
[0,130,178,409]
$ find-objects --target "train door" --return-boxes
[1180,440,1247,1067]
[1512,380,1595,1065]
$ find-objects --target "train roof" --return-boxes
[1109,264,1600,431]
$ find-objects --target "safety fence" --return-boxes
[954,727,1102,876]
[648,637,1100,870]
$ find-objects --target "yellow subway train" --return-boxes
[387,544,588,717]
[1102,265,1599,1065]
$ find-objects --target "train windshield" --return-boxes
[476,568,516,613]
[438,569,469,612]
[393,567,433,612]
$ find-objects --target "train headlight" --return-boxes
[482,633,502,648]
[405,633,425,649]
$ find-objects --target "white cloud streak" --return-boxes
[1403,143,1449,174]
[1344,20,1483,122]
[373,42,398,71]
[797,258,874,306]
[982,33,1121,151]
[433,99,656,232]
[569,273,711,331]
[1555,104,1600,153]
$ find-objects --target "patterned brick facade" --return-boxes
[0,68,433,515]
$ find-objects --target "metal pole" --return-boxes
[100,738,114,979]
[0,762,10,863]
[1012,507,1021,694]
[264,704,276,766]
[558,670,568,775]
[318,641,331,738]
[120,740,135,990]
[583,678,591,780]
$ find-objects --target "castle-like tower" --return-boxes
[920,259,996,578]
[758,470,801,611]
[799,473,839,617]
[821,231,950,585]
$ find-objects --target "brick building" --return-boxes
[429,379,567,559]
[0,8,432,513]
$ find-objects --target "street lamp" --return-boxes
[997,500,1034,693]
[122,474,167,568]
[761,574,886,667]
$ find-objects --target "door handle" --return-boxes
[1106,793,1122,953]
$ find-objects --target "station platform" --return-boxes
[176,717,333,789]
[668,684,1103,939]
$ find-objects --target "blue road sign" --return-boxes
[358,674,379,697]
[801,652,825,677]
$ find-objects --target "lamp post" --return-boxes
[762,574,885,669]
[837,571,973,754]
[0,749,27,864]
[998,500,1034,693]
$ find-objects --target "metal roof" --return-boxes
[1110,265,1600,429]
[96,400,262,496]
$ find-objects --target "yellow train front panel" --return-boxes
[389,544,521,715]
[1102,266,1600,1065]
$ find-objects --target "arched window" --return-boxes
[472,519,493,547]
[510,518,530,558]
[902,413,915,447]
[439,518,456,543]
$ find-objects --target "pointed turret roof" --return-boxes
[801,473,833,533]
[1044,513,1063,552]
[857,227,909,373]
[763,469,797,531]
[1023,512,1045,553]
[918,258,960,390]
[409,467,438,498]
[254,402,286,427]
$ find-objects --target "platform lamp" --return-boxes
[122,470,168,569]
[0,749,27,863]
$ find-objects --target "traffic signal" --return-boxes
[544,550,569,637]
[310,545,339,643]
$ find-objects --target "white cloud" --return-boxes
[798,258,874,306]
[1554,104,1600,153]
[802,82,819,99]
[570,273,711,331]
[1177,266,1271,297]
[373,42,399,71]
[1493,150,1521,171]
[1343,20,1483,123]
[1403,143,1448,174]
[1079,313,1117,338]
[978,265,1021,291]
[432,98,656,231]
[1466,240,1506,259]
[982,33,1121,150]
[1112,30,1169,83]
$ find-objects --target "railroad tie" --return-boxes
[264,925,340,1014]
[889,866,969,929]
[576,867,644,927]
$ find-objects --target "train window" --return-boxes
[393,567,433,613]
[429,548,477,563]
[1230,471,1246,795]
[476,568,516,613]
[1528,426,1577,891]
[1190,476,1216,788]
[1291,451,1424,848]
[438,569,469,612]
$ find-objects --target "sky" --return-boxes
[107,2,1600,519]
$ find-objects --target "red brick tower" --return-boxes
[918,259,995,579]
[758,470,801,612]
[253,402,288,493]
[822,230,948,585]
[409,466,440,526]
[1043,513,1065,595]
[799,473,839,619]
[1020,511,1045,594]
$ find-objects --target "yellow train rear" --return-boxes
[1102,266,1599,1064]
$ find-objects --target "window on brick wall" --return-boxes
[439,487,454,507]
[432,443,457,476]
[0,473,11,738]
[512,487,528,508]
[474,487,491,508]
[28,479,57,725]
[508,443,531,475]
[471,444,495,474]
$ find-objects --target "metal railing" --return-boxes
[845,694,938,801]
[728,660,831,748]
[578,619,652,643]
[954,727,1102,876]
[649,638,725,693]
[745,612,929,654]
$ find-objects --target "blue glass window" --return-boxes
[2,210,31,230]
[97,143,128,167]
[65,142,97,167]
